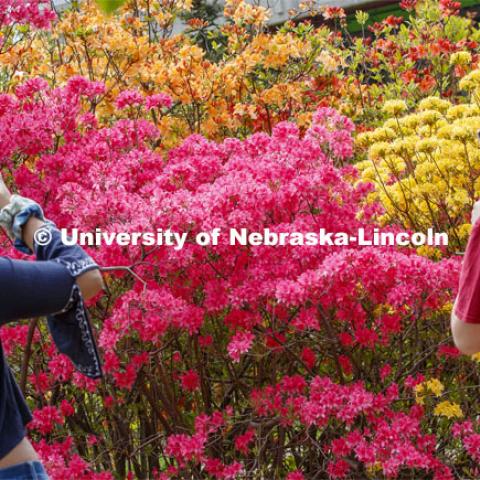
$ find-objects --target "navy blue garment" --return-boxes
[0,460,49,479]
[0,222,103,460]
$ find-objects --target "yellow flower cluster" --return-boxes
[415,378,444,404]
[415,380,463,419]
[433,401,463,419]
[450,51,472,66]
[357,89,480,251]
[382,100,408,116]
[471,351,480,363]
[459,69,480,91]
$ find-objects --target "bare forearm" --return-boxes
[451,305,480,355]
[21,215,43,253]
[449,199,480,355]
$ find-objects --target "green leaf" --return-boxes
[95,0,126,14]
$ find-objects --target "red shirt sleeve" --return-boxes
[455,219,480,323]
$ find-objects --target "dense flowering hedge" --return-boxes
[1,0,480,479]
[0,76,474,479]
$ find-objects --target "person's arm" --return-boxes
[21,215,104,300]
[0,256,77,324]
[451,303,480,355]
[0,181,103,301]
[451,200,480,354]
[0,176,104,378]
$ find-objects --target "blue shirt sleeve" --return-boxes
[0,221,103,379]
[0,256,75,324]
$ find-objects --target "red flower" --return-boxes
[234,428,255,454]
[457,40,478,50]
[338,355,353,375]
[60,400,75,417]
[113,364,138,390]
[368,22,386,34]
[198,334,213,347]
[30,372,51,394]
[437,345,460,358]
[265,329,286,349]
[301,347,316,369]
[430,39,455,56]
[401,70,417,84]
[322,6,346,20]
[400,0,417,11]
[439,0,461,16]
[180,369,200,392]
[418,74,436,93]
[384,15,403,27]
[408,45,427,62]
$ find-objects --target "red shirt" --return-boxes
[455,219,480,323]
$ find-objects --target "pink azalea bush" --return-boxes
[0,0,55,29]
[0,77,476,478]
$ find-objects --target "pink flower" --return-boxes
[227,331,255,362]
[165,433,206,462]
[287,472,305,480]
[330,438,351,457]
[146,93,173,110]
[204,459,244,479]
[234,428,255,454]
[67,76,105,98]
[222,461,244,479]
[60,400,75,417]
[404,374,425,390]
[15,77,49,99]
[48,354,75,382]
[280,375,307,394]
[115,89,144,109]
[380,364,392,381]
[463,433,480,462]
[29,372,51,393]
[113,363,138,390]
[326,459,350,479]
[28,406,64,435]
[2,0,56,28]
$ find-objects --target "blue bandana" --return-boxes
[32,223,103,379]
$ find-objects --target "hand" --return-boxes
[0,172,11,209]
[472,199,480,225]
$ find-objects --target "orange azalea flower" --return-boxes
[418,74,436,92]
[322,6,346,20]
